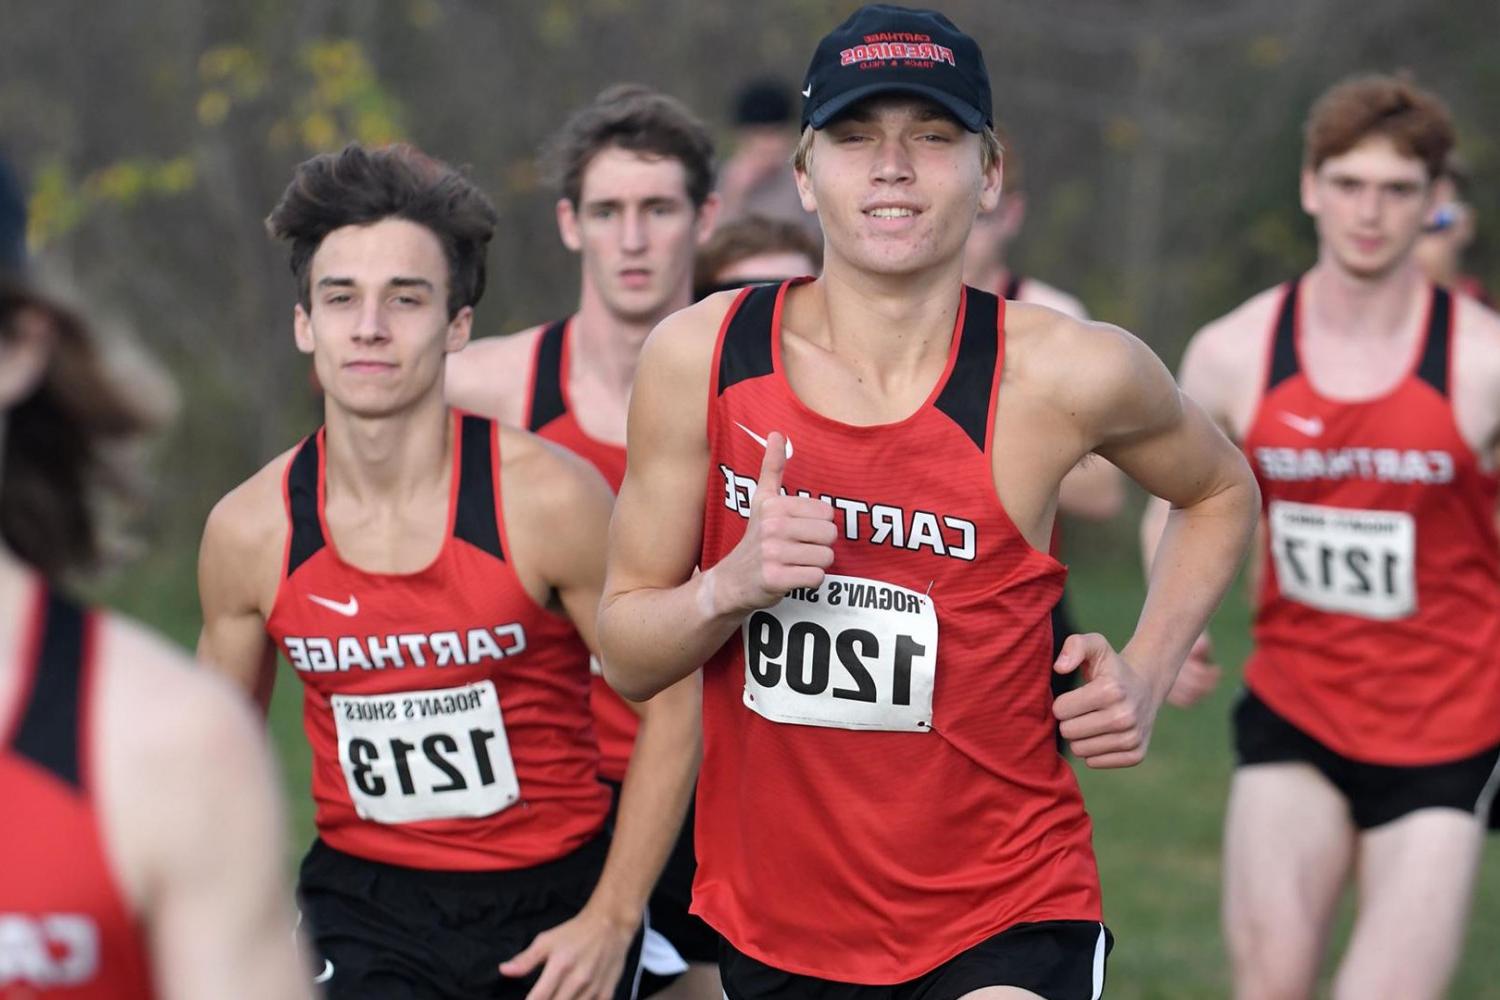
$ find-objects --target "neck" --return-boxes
[322,392,452,504]
[1305,255,1426,338]
[964,259,1010,294]
[572,281,688,397]
[813,254,965,371]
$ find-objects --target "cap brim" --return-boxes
[807,82,986,132]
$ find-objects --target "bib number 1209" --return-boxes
[742,574,937,732]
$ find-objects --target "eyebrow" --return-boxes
[582,195,685,210]
[315,276,436,291]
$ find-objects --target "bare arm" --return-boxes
[444,330,536,424]
[196,481,282,713]
[499,439,699,1000]
[598,299,836,701]
[1053,326,1258,765]
[101,627,309,1000]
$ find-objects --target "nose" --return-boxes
[1354,185,1383,223]
[870,137,915,186]
[621,206,648,254]
[354,298,387,343]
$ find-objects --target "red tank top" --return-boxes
[527,319,637,783]
[694,281,1102,983]
[1245,278,1500,765]
[265,411,609,870]
[1,582,155,998]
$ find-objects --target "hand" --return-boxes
[1052,633,1163,769]
[1165,633,1219,708]
[707,431,836,616]
[499,905,637,1000]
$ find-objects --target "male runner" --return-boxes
[0,281,307,999]
[694,214,822,299]
[1144,75,1500,999]
[447,84,722,999]
[198,142,697,999]
[599,6,1259,998]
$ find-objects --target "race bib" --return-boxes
[742,574,937,732]
[1268,500,1416,620]
[330,680,520,824]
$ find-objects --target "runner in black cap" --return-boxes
[598,4,1259,999]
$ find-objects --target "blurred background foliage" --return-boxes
[4,1,1499,993]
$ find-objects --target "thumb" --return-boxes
[752,431,788,509]
[498,932,550,977]
[1053,632,1107,677]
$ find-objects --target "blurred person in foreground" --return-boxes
[0,278,309,998]
[1414,153,1493,307]
[448,84,718,1000]
[694,213,821,299]
[1144,75,1500,999]
[198,142,676,999]
[716,78,820,240]
[598,4,1258,997]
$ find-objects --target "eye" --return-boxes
[325,293,353,305]
[588,205,616,219]
[1387,182,1421,198]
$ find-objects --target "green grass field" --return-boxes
[107,539,1500,998]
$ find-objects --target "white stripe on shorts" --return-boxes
[1474,751,1500,822]
[1090,922,1107,1000]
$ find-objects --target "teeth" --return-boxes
[869,207,914,218]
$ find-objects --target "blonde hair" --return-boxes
[792,122,1003,174]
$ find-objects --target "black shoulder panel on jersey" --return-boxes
[286,434,325,577]
[1266,279,1301,391]
[934,288,1000,452]
[454,415,505,561]
[1003,273,1023,301]
[717,285,778,395]
[1416,286,1452,397]
[528,320,568,431]
[10,589,87,791]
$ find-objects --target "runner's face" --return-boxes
[799,97,1000,279]
[1303,135,1433,281]
[560,147,712,324]
[295,218,471,418]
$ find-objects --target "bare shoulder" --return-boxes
[1453,295,1500,383]
[200,446,297,575]
[1016,277,1089,321]
[446,323,547,422]
[498,425,613,525]
[638,290,741,382]
[1179,284,1284,388]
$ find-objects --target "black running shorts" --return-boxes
[297,835,644,999]
[1234,688,1500,830]
[720,921,1111,1000]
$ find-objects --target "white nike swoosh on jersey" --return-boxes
[802,84,813,98]
[1277,412,1325,437]
[735,422,793,460]
[314,959,334,984]
[308,594,360,617]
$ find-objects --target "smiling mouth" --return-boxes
[866,207,917,218]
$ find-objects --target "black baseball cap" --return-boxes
[800,4,992,133]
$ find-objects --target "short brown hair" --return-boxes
[1304,74,1454,179]
[266,143,499,319]
[694,215,823,293]
[1,283,165,578]
[544,84,715,209]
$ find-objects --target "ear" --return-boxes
[444,305,473,354]
[794,158,817,214]
[977,149,1004,215]
[556,198,583,253]
[694,192,722,246]
[293,303,315,356]
[1299,167,1319,216]
[0,306,55,409]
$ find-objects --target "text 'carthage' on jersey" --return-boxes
[719,464,977,561]
[1254,447,1456,485]
[283,625,528,673]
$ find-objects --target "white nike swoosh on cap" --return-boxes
[314,959,334,984]
[1277,412,1324,437]
[735,422,793,460]
[802,84,813,98]
[308,594,360,617]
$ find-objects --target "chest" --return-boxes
[323,491,450,576]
